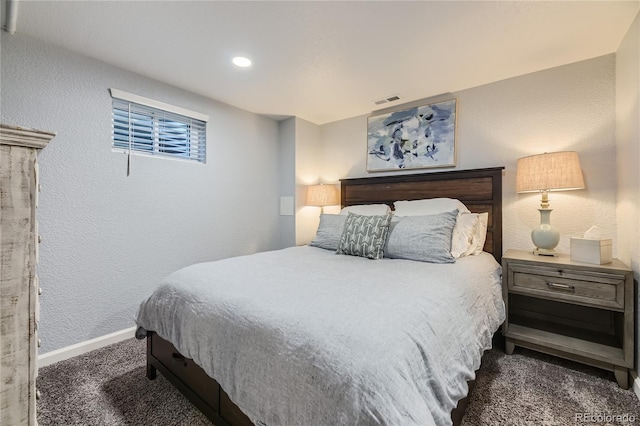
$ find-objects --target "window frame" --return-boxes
[110,89,208,164]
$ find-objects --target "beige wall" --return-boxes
[309,55,617,255]
[615,11,640,375]
[294,117,327,245]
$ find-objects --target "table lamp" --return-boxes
[516,151,585,256]
[306,184,339,214]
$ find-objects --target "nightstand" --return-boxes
[501,249,634,389]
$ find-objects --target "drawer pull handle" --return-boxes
[546,282,575,293]
[172,352,187,367]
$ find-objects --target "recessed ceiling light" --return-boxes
[232,56,252,68]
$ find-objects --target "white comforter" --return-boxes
[135,246,505,426]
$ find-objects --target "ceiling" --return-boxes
[2,1,638,125]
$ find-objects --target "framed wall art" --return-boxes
[367,99,457,172]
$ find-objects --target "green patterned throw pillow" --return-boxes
[337,212,392,260]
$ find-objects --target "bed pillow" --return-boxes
[385,210,458,263]
[337,212,392,260]
[472,212,489,255]
[340,204,391,216]
[309,214,348,251]
[450,212,480,259]
[450,212,490,257]
[393,198,470,217]
[393,198,474,257]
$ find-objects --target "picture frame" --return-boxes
[366,99,457,172]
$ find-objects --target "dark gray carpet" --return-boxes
[37,338,209,426]
[37,338,639,425]
[461,348,640,426]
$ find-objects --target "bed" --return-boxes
[136,167,505,426]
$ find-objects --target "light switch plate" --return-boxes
[280,196,294,216]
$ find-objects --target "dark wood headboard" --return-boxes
[339,167,504,263]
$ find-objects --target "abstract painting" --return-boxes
[367,99,456,172]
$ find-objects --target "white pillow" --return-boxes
[450,212,479,258]
[340,204,391,216]
[393,198,470,216]
[393,198,473,258]
[472,212,489,255]
[452,212,490,257]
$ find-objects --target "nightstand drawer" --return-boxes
[508,264,625,310]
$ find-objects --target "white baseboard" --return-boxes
[38,326,137,368]
[632,370,640,401]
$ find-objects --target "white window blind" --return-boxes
[110,89,207,165]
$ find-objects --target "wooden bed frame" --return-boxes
[145,166,504,426]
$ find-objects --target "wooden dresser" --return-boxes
[1,124,55,425]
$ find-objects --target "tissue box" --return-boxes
[570,238,612,264]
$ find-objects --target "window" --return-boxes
[110,89,208,163]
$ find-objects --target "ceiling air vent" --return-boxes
[373,94,402,106]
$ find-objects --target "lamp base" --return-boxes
[531,208,560,255]
[532,248,560,257]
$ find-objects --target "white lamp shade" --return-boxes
[516,151,585,193]
[307,184,339,207]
